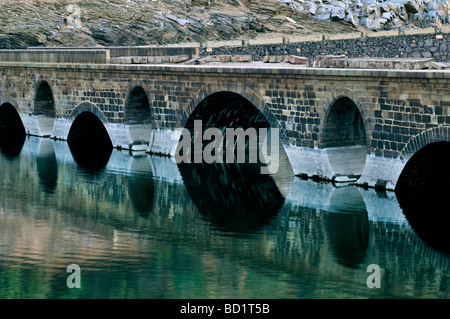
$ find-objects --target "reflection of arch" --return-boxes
[321,94,369,178]
[0,102,26,157]
[128,156,155,217]
[125,85,152,146]
[178,161,285,234]
[325,186,369,269]
[183,82,285,138]
[68,108,113,170]
[34,80,56,136]
[37,139,58,193]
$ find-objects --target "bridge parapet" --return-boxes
[0,49,110,64]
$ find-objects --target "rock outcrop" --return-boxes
[0,0,448,48]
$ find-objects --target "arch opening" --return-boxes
[395,142,450,255]
[396,142,450,189]
[126,86,152,146]
[34,81,56,137]
[67,111,113,170]
[323,97,367,179]
[128,156,155,218]
[0,103,26,157]
[181,91,282,166]
[177,91,293,234]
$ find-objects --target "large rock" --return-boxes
[0,0,449,48]
[331,7,346,21]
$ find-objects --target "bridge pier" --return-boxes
[147,128,180,156]
[283,144,407,191]
[283,144,334,180]
[51,117,149,151]
[357,155,406,190]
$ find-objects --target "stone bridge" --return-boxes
[0,47,449,191]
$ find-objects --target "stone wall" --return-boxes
[0,61,449,190]
[202,30,450,62]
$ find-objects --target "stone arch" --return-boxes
[395,127,450,254]
[34,79,56,136]
[125,84,152,146]
[399,126,450,163]
[321,88,371,148]
[0,94,23,114]
[394,126,450,189]
[182,81,285,139]
[174,82,294,191]
[69,101,109,124]
[320,89,370,179]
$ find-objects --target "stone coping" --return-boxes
[0,49,110,64]
[201,26,450,48]
[0,60,448,79]
[23,27,450,53]
[26,45,200,58]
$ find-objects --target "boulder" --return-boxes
[331,7,346,21]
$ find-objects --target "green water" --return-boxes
[0,136,448,299]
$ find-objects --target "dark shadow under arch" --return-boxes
[0,103,26,157]
[177,91,291,234]
[126,86,151,125]
[396,142,450,189]
[181,91,272,164]
[126,86,152,145]
[323,97,367,178]
[179,161,285,234]
[67,111,113,170]
[395,141,450,255]
[37,139,58,194]
[34,81,56,136]
[128,156,155,218]
[325,187,369,268]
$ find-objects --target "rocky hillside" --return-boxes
[0,0,448,48]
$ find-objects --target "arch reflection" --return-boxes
[36,139,58,194]
[325,186,369,268]
[128,155,155,217]
[178,161,285,234]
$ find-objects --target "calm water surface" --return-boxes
[0,136,448,299]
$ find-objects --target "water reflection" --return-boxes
[324,186,369,268]
[36,139,58,193]
[0,136,448,298]
[0,134,26,158]
[68,142,112,172]
[128,155,155,217]
[396,186,450,255]
[178,161,285,234]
